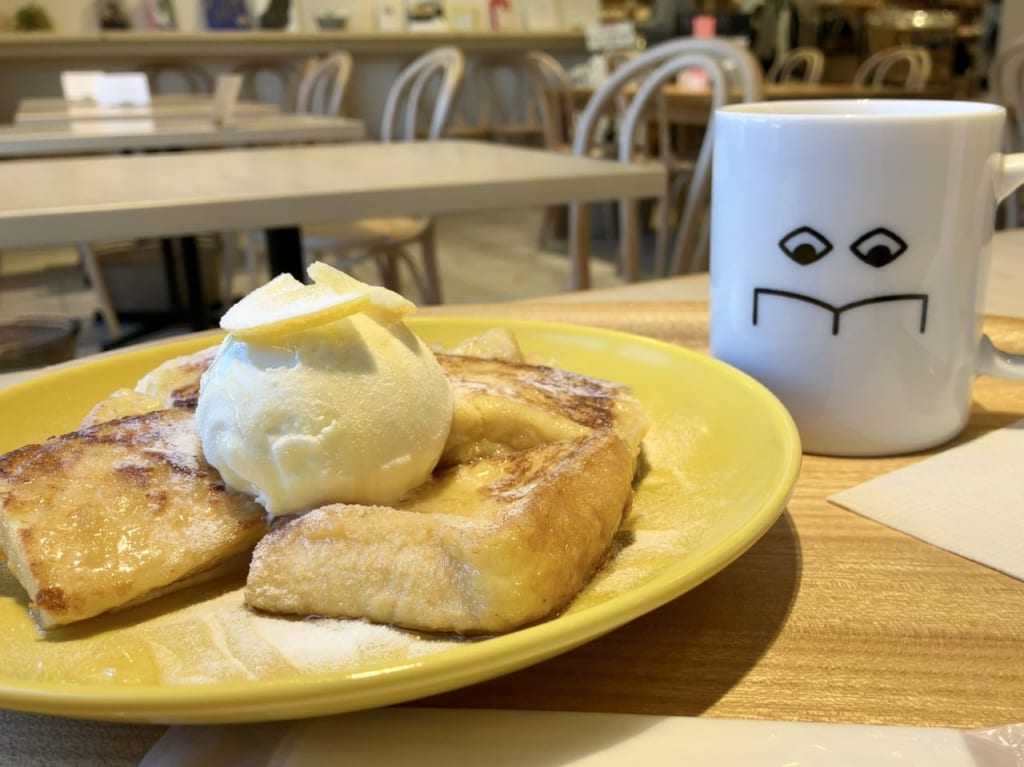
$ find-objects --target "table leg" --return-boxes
[160,239,184,318]
[104,236,210,351]
[265,226,304,280]
[179,235,210,331]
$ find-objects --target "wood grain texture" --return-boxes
[419,301,1024,728]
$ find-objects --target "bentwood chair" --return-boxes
[990,38,1024,227]
[295,52,355,116]
[141,61,214,94]
[221,53,356,300]
[524,51,576,153]
[451,56,545,144]
[568,38,762,289]
[234,58,314,111]
[766,46,825,84]
[521,52,578,249]
[853,46,932,92]
[301,47,465,304]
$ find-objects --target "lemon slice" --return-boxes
[220,273,372,339]
[307,261,415,317]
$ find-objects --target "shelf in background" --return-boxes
[0,31,588,60]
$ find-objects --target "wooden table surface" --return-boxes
[13,95,280,125]
[0,140,665,251]
[0,114,366,158]
[568,81,957,127]
[1,300,1021,766]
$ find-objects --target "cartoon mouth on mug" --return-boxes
[752,226,929,336]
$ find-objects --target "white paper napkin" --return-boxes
[830,419,1024,581]
[139,708,1024,767]
[94,72,151,108]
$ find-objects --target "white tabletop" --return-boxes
[0,115,366,157]
[0,140,666,250]
[14,95,280,125]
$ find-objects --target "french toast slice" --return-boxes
[80,341,649,471]
[81,345,219,428]
[245,429,634,635]
[0,408,268,629]
[437,353,648,466]
[135,344,219,410]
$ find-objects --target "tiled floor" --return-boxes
[0,207,627,362]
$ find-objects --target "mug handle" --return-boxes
[979,153,1024,379]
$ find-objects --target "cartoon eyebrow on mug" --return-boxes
[753,226,928,335]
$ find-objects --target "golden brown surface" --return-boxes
[81,345,218,427]
[413,301,1024,729]
[0,409,268,628]
[438,352,648,466]
[247,429,634,635]
[133,344,218,409]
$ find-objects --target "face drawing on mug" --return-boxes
[752,226,928,336]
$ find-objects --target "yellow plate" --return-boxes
[0,317,800,724]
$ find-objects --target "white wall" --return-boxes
[998,0,1024,52]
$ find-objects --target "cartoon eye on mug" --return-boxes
[756,225,926,335]
[850,227,908,268]
[778,226,833,265]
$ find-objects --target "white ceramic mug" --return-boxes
[710,100,1024,456]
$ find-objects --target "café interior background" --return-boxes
[0,0,1018,360]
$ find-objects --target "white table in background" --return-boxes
[0,140,663,261]
[0,114,366,157]
[14,95,280,125]
[0,140,664,332]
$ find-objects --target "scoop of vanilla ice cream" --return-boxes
[195,313,453,516]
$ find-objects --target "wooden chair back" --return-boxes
[523,50,575,151]
[853,46,932,92]
[381,47,465,142]
[141,61,214,94]
[455,56,544,143]
[296,52,354,116]
[234,59,312,111]
[766,46,825,84]
[569,38,763,287]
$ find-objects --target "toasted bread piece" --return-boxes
[245,429,634,635]
[81,345,220,428]
[437,327,526,362]
[81,388,164,428]
[438,353,648,466]
[0,409,268,629]
[135,344,219,409]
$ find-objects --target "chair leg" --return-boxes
[568,202,592,291]
[1006,192,1020,229]
[417,222,442,305]
[690,206,711,273]
[77,243,122,340]
[669,169,713,276]
[618,198,641,283]
[653,194,672,279]
[655,173,691,278]
[537,205,557,250]
[219,230,239,305]
[375,248,401,294]
[243,230,263,290]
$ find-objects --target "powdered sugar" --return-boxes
[132,587,459,684]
